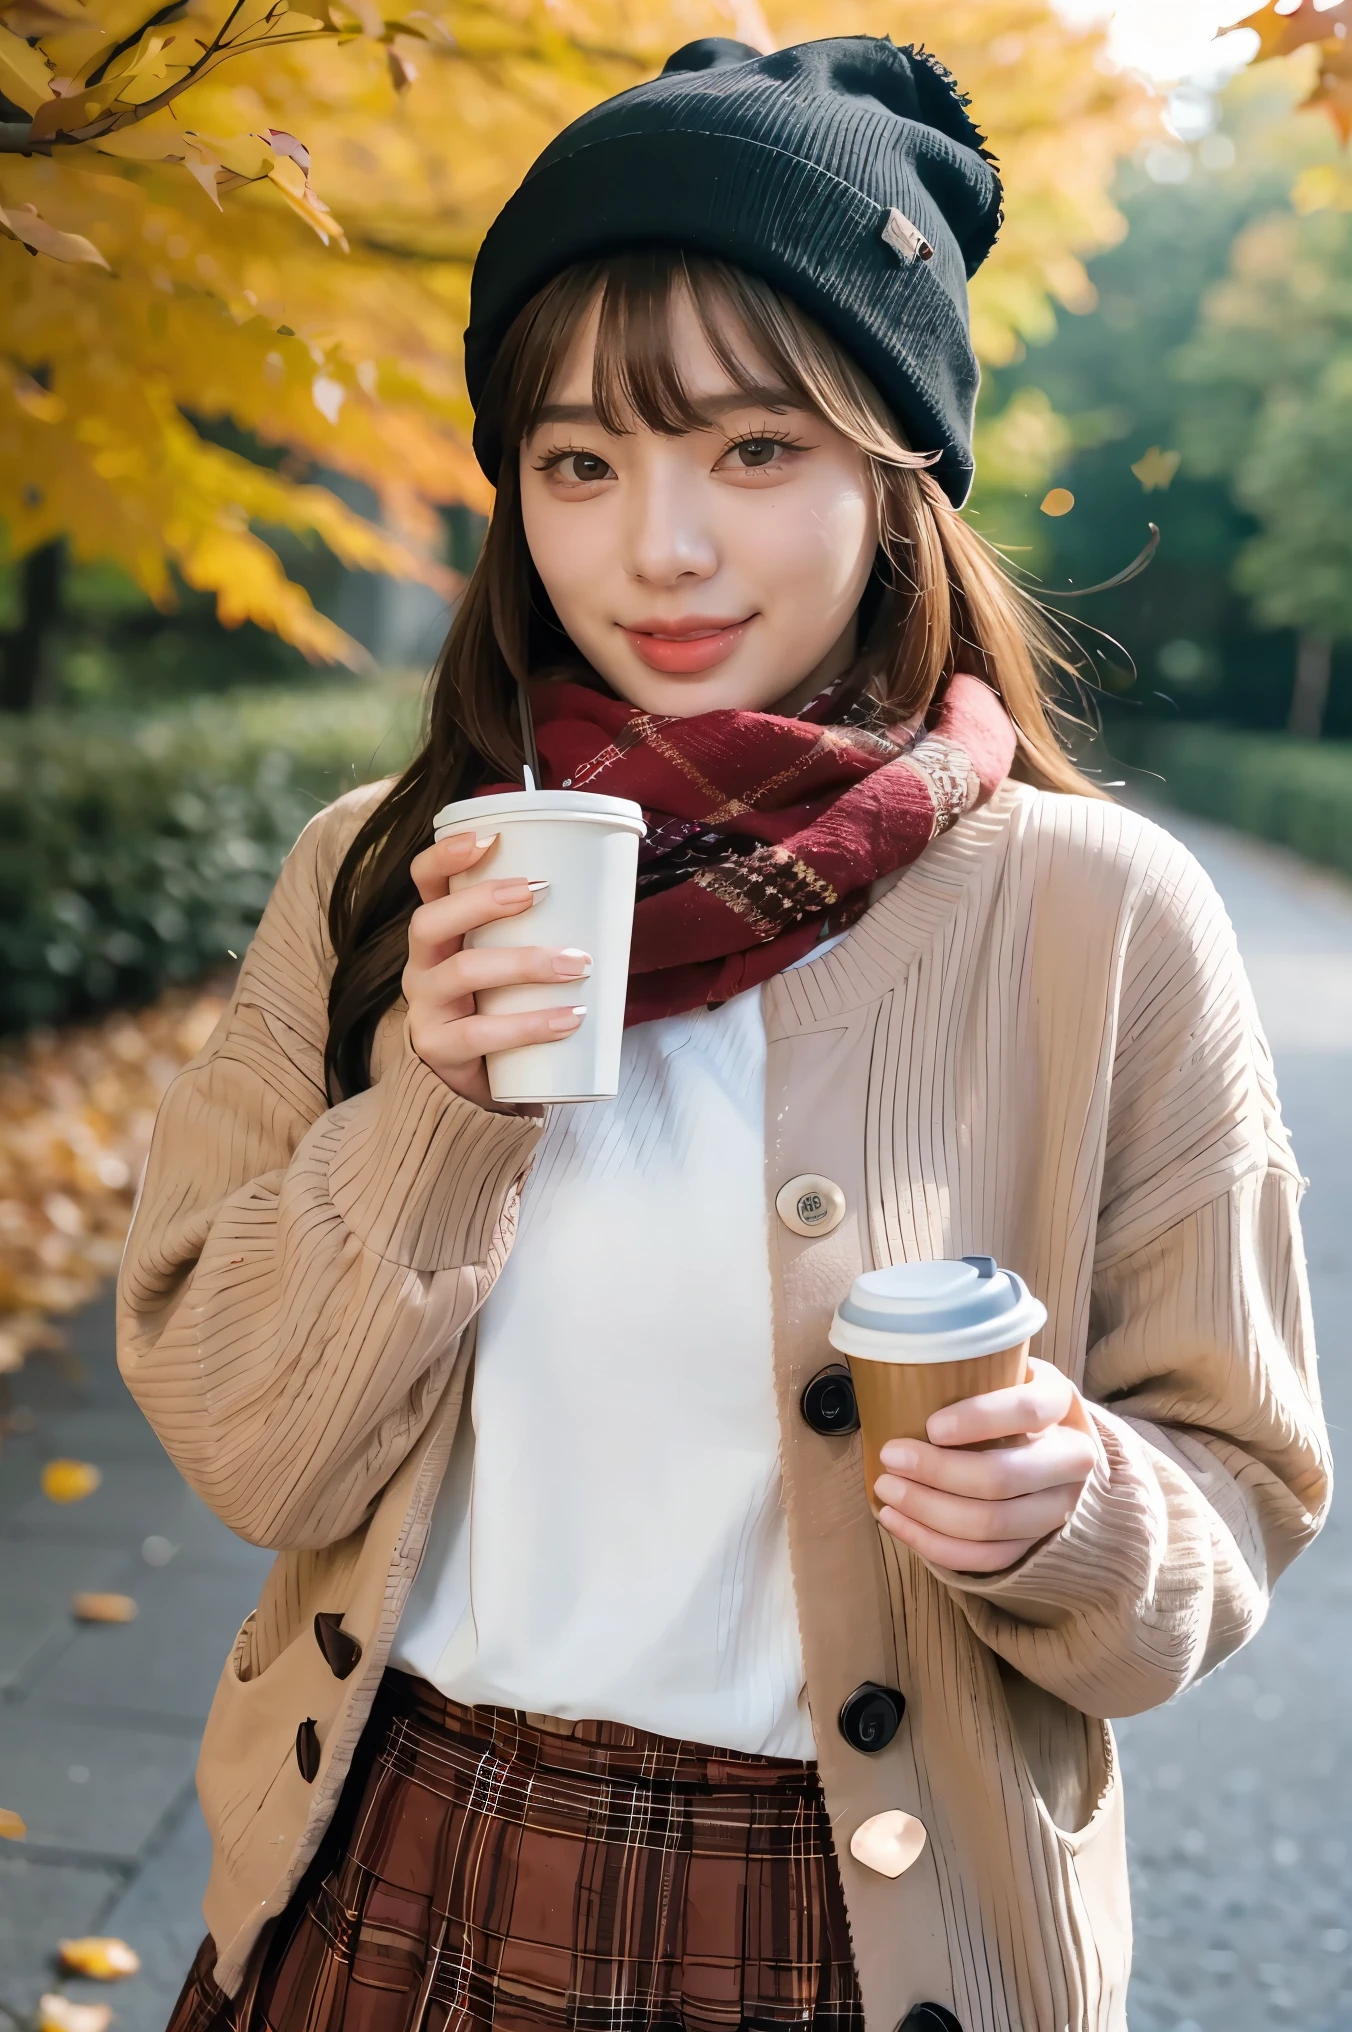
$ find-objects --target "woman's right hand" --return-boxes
[403,831,590,1109]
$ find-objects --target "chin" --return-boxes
[607,661,784,719]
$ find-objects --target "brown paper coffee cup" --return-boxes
[847,1337,1031,1519]
[827,1257,1047,1520]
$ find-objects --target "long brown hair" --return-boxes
[325,249,1101,1100]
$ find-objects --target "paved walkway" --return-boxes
[0,808,1347,2032]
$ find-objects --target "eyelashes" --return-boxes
[529,424,811,474]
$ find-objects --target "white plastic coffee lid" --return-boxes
[827,1256,1046,1364]
[434,789,646,835]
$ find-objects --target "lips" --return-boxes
[620,616,753,675]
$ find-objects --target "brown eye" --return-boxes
[558,452,612,483]
[736,439,780,468]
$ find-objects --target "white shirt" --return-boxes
[390,978,817,1757]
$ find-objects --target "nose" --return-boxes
[622,452,718,587]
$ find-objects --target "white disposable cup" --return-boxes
[432,789,646,1104]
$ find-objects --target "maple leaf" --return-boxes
[0,199,109,266]
[0,0,1151,660]
[1131,446,1182,492]
[1240,0,1352,61]
[59,1939,142,1979]
[41,1459,103,1502]
[70,1592,140,1623]
[38,1998,113,2032]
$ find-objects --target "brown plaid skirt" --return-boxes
[166,1671,863,2032]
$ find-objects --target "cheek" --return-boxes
[751,478,876,614]
[519,485,606,628]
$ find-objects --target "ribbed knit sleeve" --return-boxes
[116,792,543,1551]
[932,841,1331,1718]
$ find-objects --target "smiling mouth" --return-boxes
[620,617,754,675]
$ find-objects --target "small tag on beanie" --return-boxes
[882,208,933,263]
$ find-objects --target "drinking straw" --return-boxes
[516,677,542,793]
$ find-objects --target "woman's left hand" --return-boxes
[874,1357,1101,1575]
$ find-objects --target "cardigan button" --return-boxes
[800,1364,860,1436]
[296,1717,321,1783]
[314,1612,362,1680]
[775,1174,846,1238]
[897,2008,963,2032]
[838,1682,905,1752]
[851,1809,928,1878]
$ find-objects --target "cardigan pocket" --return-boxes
[996,1657,1119,1841]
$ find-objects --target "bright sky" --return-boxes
[1057,0,1262,83]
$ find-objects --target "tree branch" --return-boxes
[0,121,48,153]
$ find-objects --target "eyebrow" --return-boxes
[532,385,802,428]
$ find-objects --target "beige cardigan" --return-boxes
[118,780,1330,2032]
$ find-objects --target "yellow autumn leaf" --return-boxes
[0,199,110,267]
[41,1459,103,1503]
[1131,446,1182,492]
[1040,487,1076,517]
[59,1939,143,1980]
[1240,0,1352,61]
[0,0,1152,661]
[70,1592,139,1623]
[38,1998,113,2032]
[0,18,54,110]
[266,150,308,199]
[92,108,193,160]
[0,1808,27,1839]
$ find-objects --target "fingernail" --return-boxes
[473,834,497,852]
[553,949,592,979]
[881,1442,916,1472]
[527,879,550,902]
[494,880,536,903]
[547,1006,586,1031]
[879,1478,907,1505]
[928,1414,957,1444]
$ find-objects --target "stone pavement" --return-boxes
[0,806,1347,2032]
[0,1295,270,2032]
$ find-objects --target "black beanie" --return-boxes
[464,36,1002,507]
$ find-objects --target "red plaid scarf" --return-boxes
[502,670,1015,1025]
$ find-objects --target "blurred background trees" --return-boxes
[0,0,1151,708]
[3,0,1352,1372]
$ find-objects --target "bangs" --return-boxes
[587,251,810,436]
[497,248,930,467]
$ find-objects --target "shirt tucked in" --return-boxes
[390,981,816,1758]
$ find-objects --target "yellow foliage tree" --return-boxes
[0,0,1153,669]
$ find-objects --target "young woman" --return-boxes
[119,36,1330,2032]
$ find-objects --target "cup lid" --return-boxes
[434,789,646,833]
[827,1256,1047,1364]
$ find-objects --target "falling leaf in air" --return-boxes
[1040,487,1075,517]
[0,1807,27,1838]
[1131,446,1181,492]
[59,1938,142,1980]
[42,1460,103,1503]
[70,1592,138,1624]
[38,1998,113,2032]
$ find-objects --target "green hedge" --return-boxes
[0,684,420,1033]
[1107,721,1352,881]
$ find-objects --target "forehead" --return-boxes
[541,281,788,419]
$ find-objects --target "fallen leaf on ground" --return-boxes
[70,1592,138,1624]
[0,1807,26,1838]
[59,1938,142,1979]
[41,1459,102,1503]
[1,984,231,1380]
[39,1997,113,2032]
